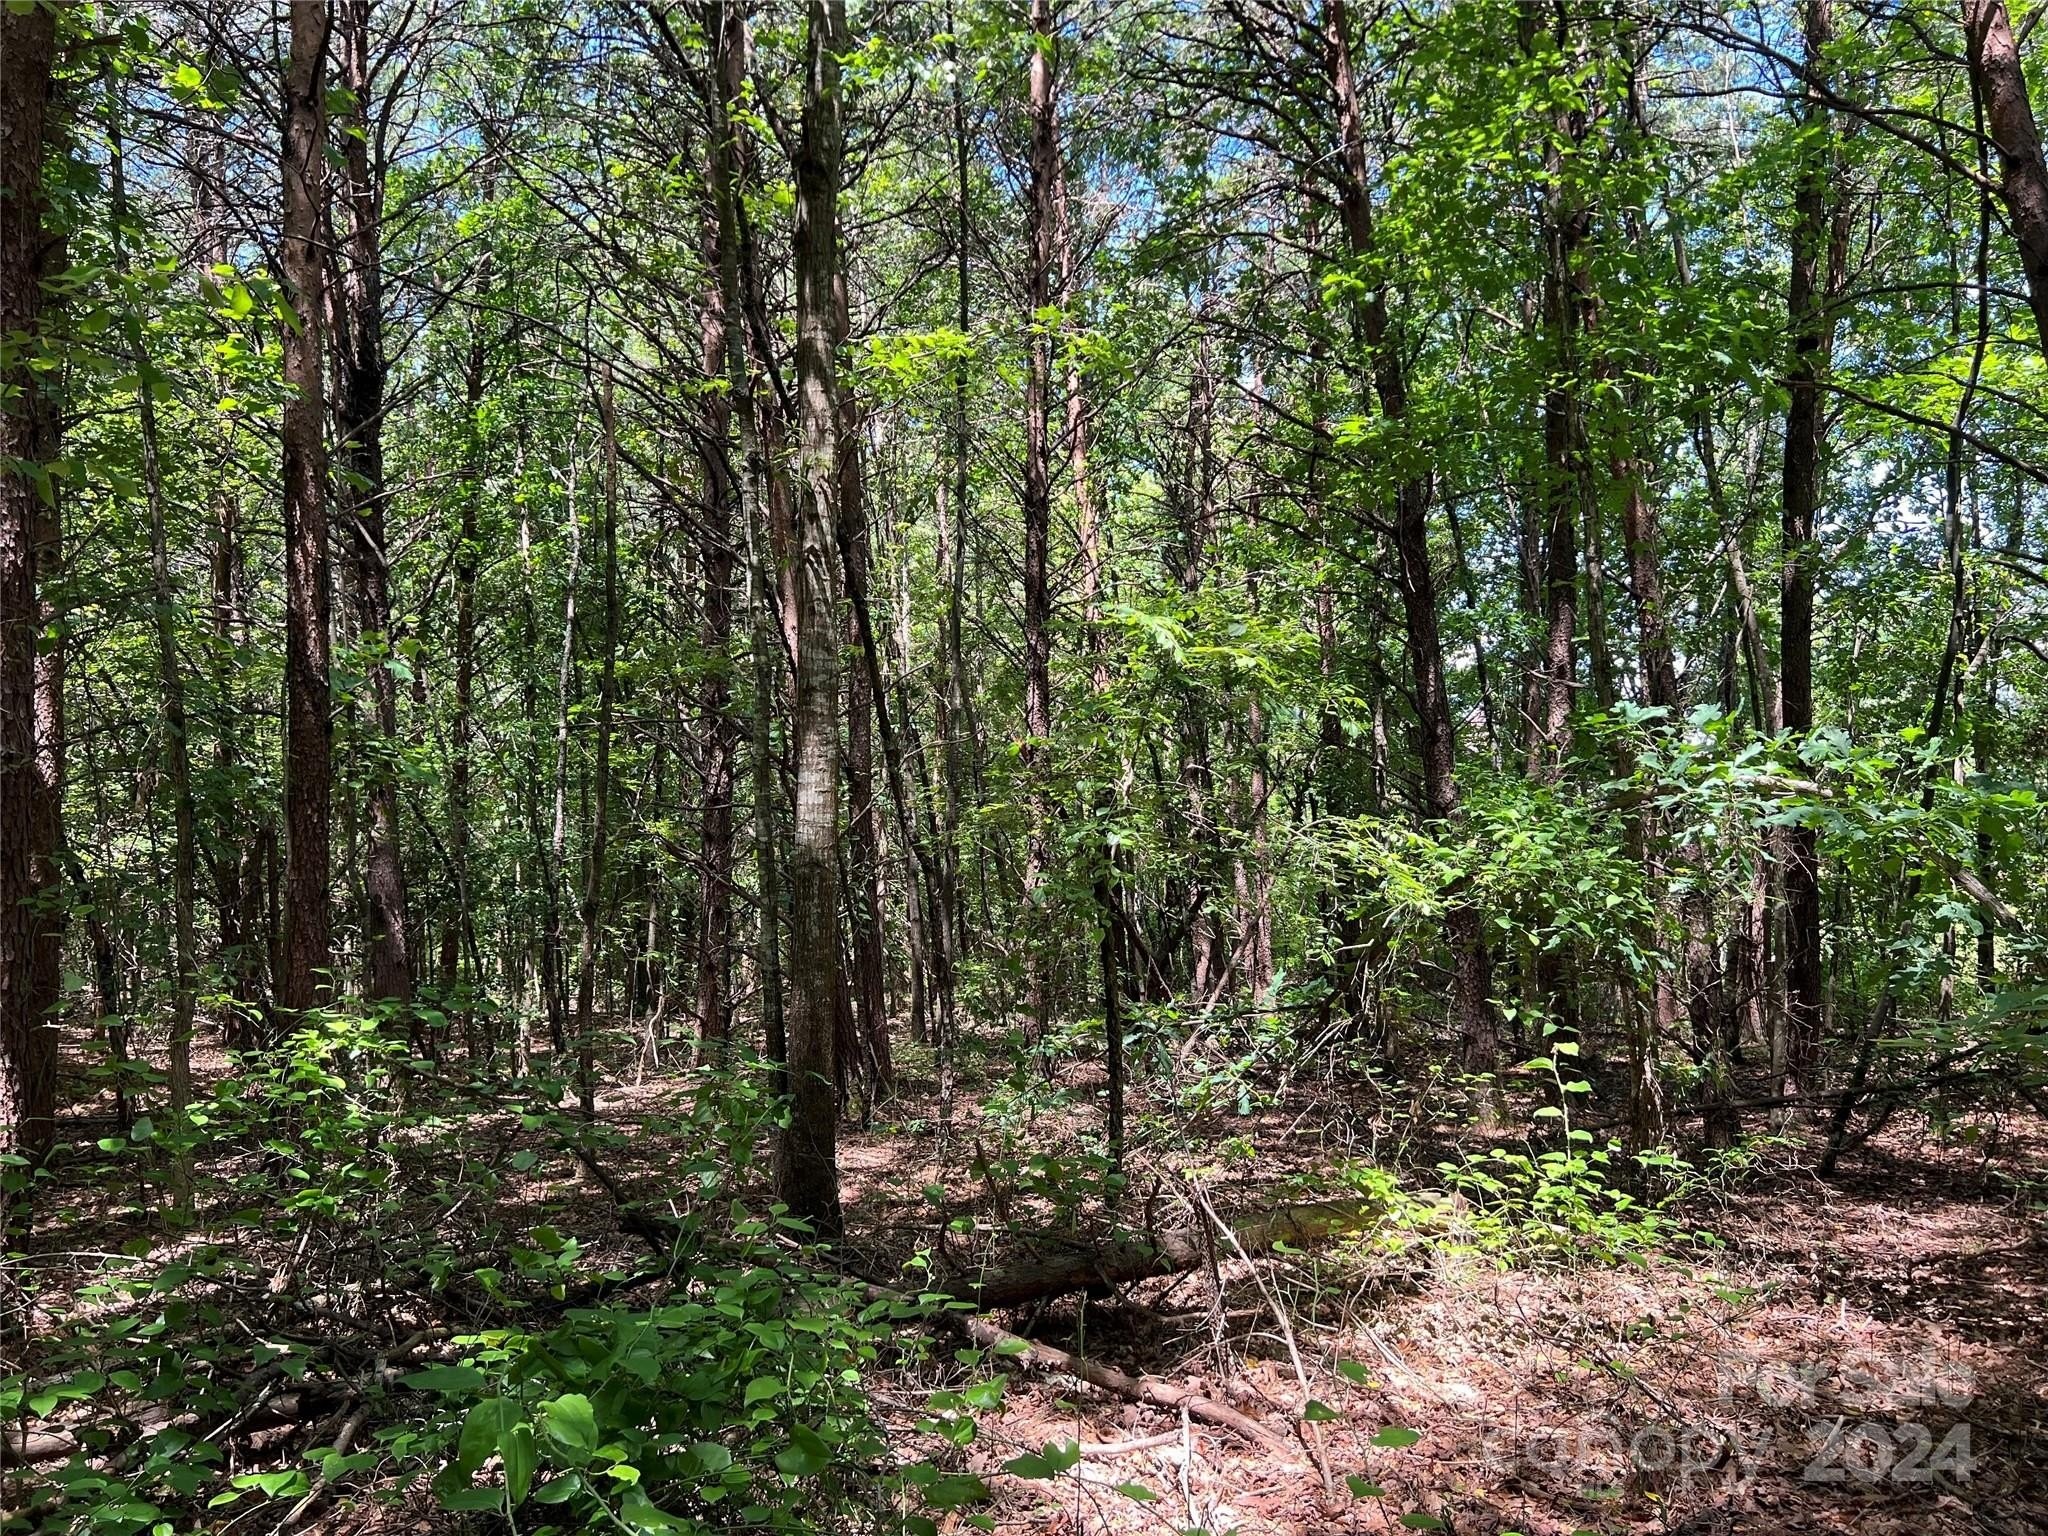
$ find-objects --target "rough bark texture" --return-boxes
[836,268,890,1096]
[448,324,486,1045]
[1965,0,2048,360]
[1780,0,1840,1097]
[938,1198,1384,1310]
[776,0,848,1241]
[695,0,780,1064]
[333,0,412,1017]
[575,368,622,1114]
[0,0,59,1165]
[1019,0,1059,1044]
[108,91,198,1160]
[693,223,739,1054]
[279,0,334,1016]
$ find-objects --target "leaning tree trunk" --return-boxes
[279,0,334,1016]
[0,0,60,1170]
[775,0,850,1242]
[1964,0,2048,361]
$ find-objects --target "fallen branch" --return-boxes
[577,1138,1317,1462]
[1077,1430,1180,1458]
[940,1197,1384,1310]
[944,1303,1303,1463]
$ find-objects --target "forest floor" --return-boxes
[604,1054,2048,1536]
[13,1040,2048,1536]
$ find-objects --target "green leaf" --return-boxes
[618,1486,689,1529]
[1115,1481,1159,1501]
[689,1441,733,1475]
[1303,1399,1341,1422]
[1398,1514,1446,1530]
[539,1393,599,1458]
[455,1398,520,1478]
[1371,1426,1422,1448]
[774,1423,831,1478]
[532,1473,583,1505]
[501,1417,536,1504]
[1346,1475,1385,1498]
[923,1472,988,1508]
[743,1375,783,1405]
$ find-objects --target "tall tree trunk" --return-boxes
[1180,350,1222,1000]
[837,266,890,1094]
[545,450,582,1057]
[1055,119,1122,1154]
[1524,0,1590,781]
[448,323,486,1049]
[698,0,783,1071]
[692,220,739,1055]
[196,127,264,1043]
[575,367,622,1115]
[1964,0,2048,359]
[108,81,198,1190]
[279,0,334,1016]
[1321,0,1494,1073]
[1019,0,1059,1044]
[333,0,412,1020]
[0,0,60,1170]
[775,0,849,1241]
[1780,0,1843,1099]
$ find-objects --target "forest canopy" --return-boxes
[1,0,2045,1532]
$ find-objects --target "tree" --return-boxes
[775,0,850,1241]
[0,0,60,1170]
[1780,0,1846,1098]
[279,0,334,1016]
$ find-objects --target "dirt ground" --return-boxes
[13,1043,2047,1536]
[620,1058,2047,1536]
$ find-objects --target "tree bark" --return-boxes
[1780,0,1843,1099]
[692,218,739,1056]
[108,81,198,1188]
[279,0,334,1016]
[1321,0,1494,1073]
[0,0,60,1169]
[448,321,486,1049]
[1964,0,2048,360]
[1019,0,1059,1044]
[775,0,849,1241]
[575,367,622,1115]
[836,266,889,1096]
[332,0,413,1020]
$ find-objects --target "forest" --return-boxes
[1,0,2046,1531]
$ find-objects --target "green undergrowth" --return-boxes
[0,1016,1021,1536]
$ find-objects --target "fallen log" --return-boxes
[937,1196,1384,1310]
[946,1304,1302,1462]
